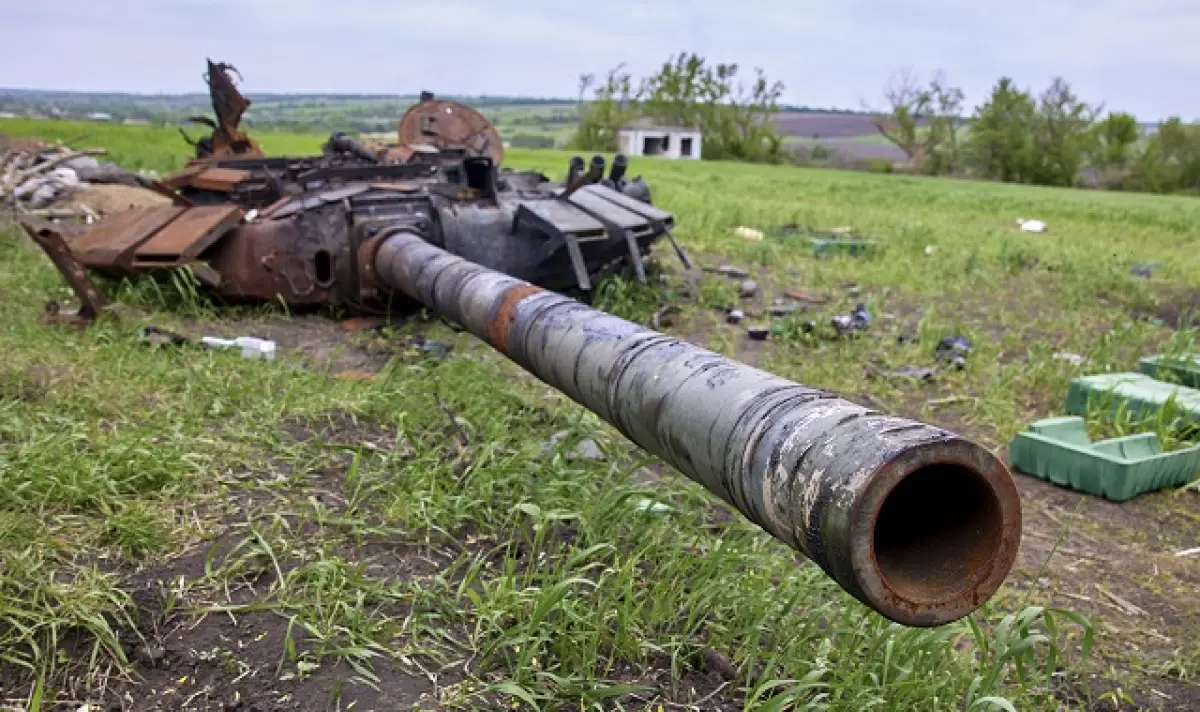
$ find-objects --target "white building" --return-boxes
[618,118,702,160]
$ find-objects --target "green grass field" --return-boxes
[3,120,1200,711]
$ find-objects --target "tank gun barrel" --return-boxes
[372,229,1022,627]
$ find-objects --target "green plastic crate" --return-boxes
[1065,372,1200,424]
[1008,416,1200,500]
[1139,354,1200,388]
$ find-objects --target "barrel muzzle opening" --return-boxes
[851,444,1022,626]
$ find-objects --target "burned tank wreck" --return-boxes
[23,60,689,320]
[18,61,1023,627]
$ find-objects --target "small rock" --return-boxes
[726,308,745,324]
[746,325,770,340]
[737,279,758,298]
[134,644,166,667]
[544,430,570,452]
[574,439,605,461]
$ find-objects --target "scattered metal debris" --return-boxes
[831,303,870,334]
[737,279,759,298]
[180,59,263,160]
[726,308,745,324]
[935,336,972,369]
[746,324,770,340]
[20,216,112,325]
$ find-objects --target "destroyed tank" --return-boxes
[30,60,687,319]
[18,61,1022,626]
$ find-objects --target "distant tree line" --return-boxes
[570,52,788,164]
[871,71,1200,195]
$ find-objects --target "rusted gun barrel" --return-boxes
[372,229,1022,627]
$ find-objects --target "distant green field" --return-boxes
[0,118,327,172]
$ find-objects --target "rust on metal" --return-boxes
[132,204,244,267]
[18,217,111,325]
[29,59,680,319]
[70,205,186,272]
[159,164,207,191]
[485,284,544,354]
[181,59,263,160]
[396,96,505,165]
[188,167,253,192]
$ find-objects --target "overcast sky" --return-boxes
[2,0,1196,120]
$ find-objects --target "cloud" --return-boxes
[2,0,1197,119]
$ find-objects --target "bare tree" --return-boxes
[869,69,933,169]
[869,69,963,174]
[577,73,594,107]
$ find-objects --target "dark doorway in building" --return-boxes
[642,135,669,155]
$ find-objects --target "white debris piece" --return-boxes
[200,336,277,360]
[1017,218,1047,233]
[734,226,764,241]
[1052,351,1085,366]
